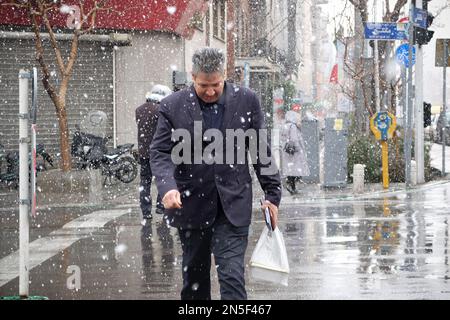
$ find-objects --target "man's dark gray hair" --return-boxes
[192,47,225,75]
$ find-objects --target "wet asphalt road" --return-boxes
[1,181,450,300]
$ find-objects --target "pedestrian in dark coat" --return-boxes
[150,48,282,300]
[136,84,172,224]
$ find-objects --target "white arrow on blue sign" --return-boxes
[395,43,416,67]
[364,23,408,40]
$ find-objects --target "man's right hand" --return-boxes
[162,189,182,209]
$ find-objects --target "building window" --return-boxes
[213,0,226,41]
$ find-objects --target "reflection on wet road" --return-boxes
[266,185,450,299]
[1,183,450,299]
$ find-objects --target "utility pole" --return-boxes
[443,40,448,176]
[18,69,30,298]
[401,66,407,127]
[226,0,236,81]
[415,0,425,184]
[287,0,298,77]
[374,0,381,112]
[405,0,415,187]
[374,40,381,112]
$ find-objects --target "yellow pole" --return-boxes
[383,197,391,216]
[381,140,389,189]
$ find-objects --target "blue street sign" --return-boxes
[413,8,427,29]
[395,43,416,67]
[364,23,408,40]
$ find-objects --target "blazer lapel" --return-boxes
[185,85,204,128]
[220,82,239,133]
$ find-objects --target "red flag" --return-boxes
[291,104,301,111]
[329,64,338,83]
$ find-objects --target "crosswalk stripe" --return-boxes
[0,209,129,288]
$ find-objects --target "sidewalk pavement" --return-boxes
[0,169,139,212]
[2,168,449,213]
[3,169,450,300]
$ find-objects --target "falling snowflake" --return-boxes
[114,243,128,254]
[167,6,177,15]
[191,283,199,291]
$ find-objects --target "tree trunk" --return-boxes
[352,0,371,135]
[55,98,72,171]
[353,3,366,134]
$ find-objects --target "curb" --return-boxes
[277,179,450,205]
[2,178,450,212]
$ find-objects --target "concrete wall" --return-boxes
[184,29,206,75]
[114,32,183,146]
[297,1,314,102]
[184,2,227,75]
[115,2,228,147]
[424,0,450,106]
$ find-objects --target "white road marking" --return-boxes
[321,236,358,243]
[0,209,130,288]
[61,210,130,229]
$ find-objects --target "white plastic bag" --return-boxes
[249,226,290,286]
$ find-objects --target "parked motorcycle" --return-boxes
[71,125,138,184]
[0,143,54,188]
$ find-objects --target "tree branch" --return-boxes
[30,7,59,106]
[62,34,79,85]
[434,2,450,19]
[348,0,358,8]
[37,0,66,76]
[1,1,28,9]
[386,0,391,16]
[388,0,407,22]
[76,0,124,35]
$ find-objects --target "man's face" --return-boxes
[192,71,225,103]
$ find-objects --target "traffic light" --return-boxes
[423,0,431,10]
[414,1,434,46]
[424,102,432,128]
[413,14,434,45]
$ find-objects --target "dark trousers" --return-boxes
[178,201,249,300]
[139,158,162,218]
[286,176,297,191]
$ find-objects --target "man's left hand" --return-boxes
[261,200,278,230]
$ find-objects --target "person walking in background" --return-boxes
[281,109,310,194]
[136,84,172,225]
[150,47,281,300]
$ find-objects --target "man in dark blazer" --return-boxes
[150,48,281,300]
[135,84,172,224]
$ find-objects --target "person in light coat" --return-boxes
[280,110,310,194]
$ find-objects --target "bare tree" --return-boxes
[379,0,407,114]
[348,0,370,134]
[345,0,407,134]
[2,0,114,171]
